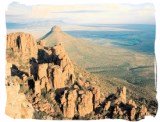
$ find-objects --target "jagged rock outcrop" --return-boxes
[52,66,65,89]
[101,86,151,121]
[37,43,75,90]
[78,90,93,117]
[130,107,136,121]
[54,43,75,85]
[7,32,38,59]
[128,99,137,108]
[62,89,78,118]
[5,80,34,118]
[138,105,149,118]
[38,64,48,79]
[92,86,100,109]
[29,58,38,80]
[60,80,99,118]
[115,86,126,104]
[5,30,152,120]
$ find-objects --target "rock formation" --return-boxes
[60,80,100,118]
[52,66,65,89]
[62,89,78,118]
[116,86,126,104]
[5,79,34,118]
[5,30,152,120]
[92,86,101,109]
[78,90,93,117]
[7,32,38,59]
[138,105,149,118]
[36,43,75,90]
[104,101,111,111]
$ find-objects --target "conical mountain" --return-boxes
[39,25,80,47]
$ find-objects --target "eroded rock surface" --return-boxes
[7,32,38,59]
[5,30,152,120]
[5,80,34,118]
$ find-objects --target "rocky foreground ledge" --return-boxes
[5,32,150,120]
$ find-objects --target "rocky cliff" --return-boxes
[5,31,152,120]
[7,32,38,60]
[5,77,34,119]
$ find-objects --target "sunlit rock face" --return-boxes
[7,32,38,59]
[5,81,34,119]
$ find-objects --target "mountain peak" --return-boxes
[51,25,62,32]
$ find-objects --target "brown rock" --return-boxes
[139,105,149,118]
[84,81,90,88]
[40,77,48,90]
[54,43,75,85]
[22,74,28,82]
[7,32,38,58]
[29,58,38,80]
[128,99,137,108]
[39,101,54,115]
[113,106,123,116]
[38,64,48,79]
[6,62,12,77]
[78,90,85,95]
[78,91,93,117]
[104,101,111,111]
[130,107,136,121]
[5,83,34,118]
[63,90,77,118]
[61,90,67,105]
[35,80,41,96]
[46,81,52,92]
[116,86,126,104]
[52,66,65,89]
[92,86,100,109]
[39,40,46,47]
[73,84,79,90]
[77,79,85,87]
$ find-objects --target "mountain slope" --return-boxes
[39,26,155,89]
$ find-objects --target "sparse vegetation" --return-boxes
[5,27,157,120]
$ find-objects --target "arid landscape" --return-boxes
[5,25,157,120]
[5,2,157,121]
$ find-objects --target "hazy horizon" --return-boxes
[6,2,155,32]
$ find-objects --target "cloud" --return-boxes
[51,10,102,13]
[6,2,155,25]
